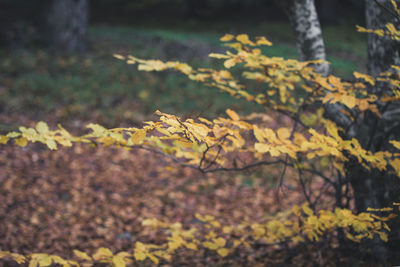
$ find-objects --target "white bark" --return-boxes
[286,0,330,75]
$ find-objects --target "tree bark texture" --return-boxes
[280,0,400,263]
[346,0,400,263]
[47,0,88,53]
[278,0,330,76]
[366,0,400,77]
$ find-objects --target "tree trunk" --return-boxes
[47,0,88,53]
[277,0,330,76]
[346,0,400,263]
[280,0,400,263]
[366,0,400,77]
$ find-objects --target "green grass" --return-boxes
[0,23,367,128]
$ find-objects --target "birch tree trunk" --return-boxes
[277,0,330,76]
[47,0,88,53]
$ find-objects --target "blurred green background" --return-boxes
[0,0,367,129]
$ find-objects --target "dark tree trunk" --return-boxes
[346,0,400,263]
[47,0,88,53]
[366,0,400,77]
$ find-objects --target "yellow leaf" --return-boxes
[15,137,28,147]
[209,53,229,59]
[185,243,198,250]
[353,72,375,85]
[73,250,92,261]
[135,242,146,251]
[224,58,237,69]
[147,254,159,264]
[29,259,39,267]
[222,226,232,234]
[113,54,125,60]
[198,117,212,125]
[220,34,234,42]
[87,123,106,137]
[386,23,397,35]
[93,247,113,261]
[0,135,9,144]
[390,158,400,177]
[254,143,270,153]
[214,237,226,247]
[253,125,265,142]
[256,36,272,46]
[367,207,393,212]
[202,241,218,250]
[302,203,314,216]
[217,248,229,257]
[390,140,400,150]
[46,139,57,150]
[292,205,301,216]
[226,109,240,121]
[112,255,126,267]
[38,256,52,267]
[134,251,146,261]
[277,127,290,140]
[36,121,49,134]
[236,34,255,46]
[392,0,398,10]
[340,95,356,109]
[131,129,146,145]
[378,232,389,242]
[210,220,221,228]
[11,253,26,264]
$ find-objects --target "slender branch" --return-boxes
[199,159,283,173]
[373,0,400,22]
[298,168,313,208]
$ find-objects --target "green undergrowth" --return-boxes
[0,23,365,128]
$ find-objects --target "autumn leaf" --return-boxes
[73,250,92,261]
[112,255,126,267]
[226,109,240,121]
[46,139,57,150]
[354,71,375,85]
[93,247,113,261]
[236,34,255,46]
[202,241,218,250]
[113,54,125,60]
[209,53,229,59]
[36,121,49,134]
[217,248,229,257]
[131,129,146,145]
[15,137,28,147]
[214,237,226,247]
[220,34,234,42]
[134,251,146,261]
[256,36,272,46]
[0,135,9,144]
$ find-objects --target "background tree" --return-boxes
[348,0,400,261]
[275,0,329,75]
[46,0,89,53]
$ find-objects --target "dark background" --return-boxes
[0,0,369,127]
[0,0,365,48]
